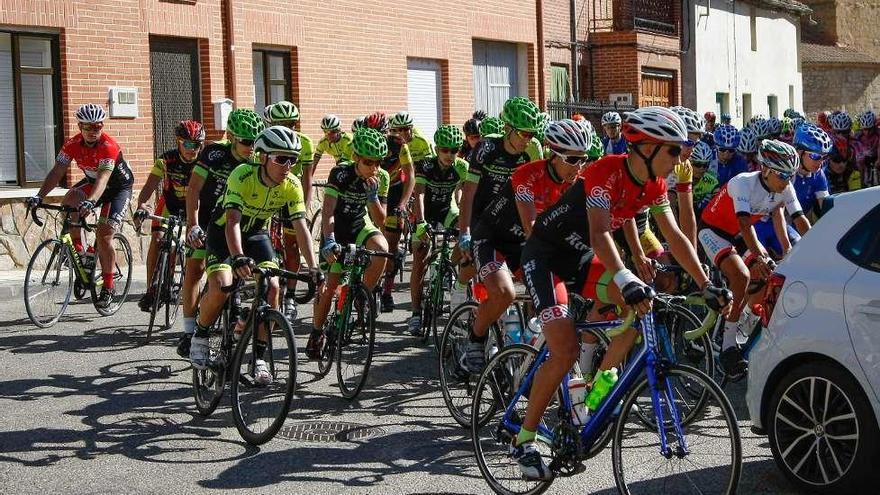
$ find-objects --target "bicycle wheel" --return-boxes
[335,285,376,399]
[24,239,74,328]
[471,344,556,495]
[316,315,337,379]
[418,270,435,344]
[164,246,185,330]
[438,302,503,428]
[309,208,322,253]
[90,233,133,316]
[430,259,457,348]
[612,364,742,495]
[230,308,297,445]
[192,309,230,417]
[144,252,168,345]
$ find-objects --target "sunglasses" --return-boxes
[181,140,203,151]
[236,138,255,147]
[513,129,535,140]
[692,161,709,168]
[270,154,299,167]
[665,144,682,157]
[718,148,736,153]
[81,124,103,132]
[773,170,795,182]
[551,150,587,167]
[805,151,826,161]
[359,158,382,168]
[437,147,458,154]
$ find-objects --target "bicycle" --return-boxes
[471,303,741,495]
[315,244,395,399]
[24,203,133,327]
[415,225,459,348]
[192,265,315,445]
[134,211,186,344]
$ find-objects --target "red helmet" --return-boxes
[818,110,832,128]
[176,120,205,142]
[704,111,716,123]
[571,113,585,121]
[365,112,388,132]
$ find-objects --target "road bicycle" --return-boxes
[414,225,459,348]
[134,211,186,344]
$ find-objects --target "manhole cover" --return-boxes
[277,421,385,443]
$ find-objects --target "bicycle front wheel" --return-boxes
[144,252,168,345]
[612,364,741,495]
[192,309,230,417]
[335,285,376,400]
[90,233,133,316]
[24,239,73,328]
[230,309,297,445]
[164,245,185,330]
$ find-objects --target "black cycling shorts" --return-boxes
[384,181,405,232]
[520,237,591,325]
[71,178,132,229]
[472,222,523,280]
[205,226,276,275]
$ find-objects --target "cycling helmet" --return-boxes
[75,103,107,123]
[254,125,302,156]
[713,124,740,149]
[621,106,689,144]
[690,141,714,164]
[829,111,853,132]
[545,119,592,155]
[783,108,797,119]
[670,106,705,134]
[366,112,389,132]
[499,97,542,132]
[321,114,342,131]
[434,124,464,149]
[758,139,799,174]
[175,120,205,142]
[858,110,876,129]
[587,133,603,160]
[601,111,622,126]
[226,108,265,140]
[767,117,783,136]
[780,117,793,135]
[704,111,717,124]
[263,101,300,123]
[351,116,367,133]
[791,117,805,132]
[390,111,414,129]
[352,127,388,160]
[737,128,758,154]
[463,110,487,136]
[752,118,772,139]
[748,114,767,128]
[720,113,732,125]
[479,116,505,137]
[793,123,833,154]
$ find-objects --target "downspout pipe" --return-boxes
[537,0,546,107]
[570,0,580,101]
[223,0,237,105]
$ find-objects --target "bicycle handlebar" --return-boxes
[28,203,93,232]
[221,265,317,304]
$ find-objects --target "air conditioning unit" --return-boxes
[610,93,633,106]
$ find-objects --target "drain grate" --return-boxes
[277,420,385,443]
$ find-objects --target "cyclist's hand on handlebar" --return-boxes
[703,283,733,314]
[320,238,339,264]
[309,267,325,286]
[187,225,205,248]
[25,195,42,209]
[78,199,95,218]
[231,255,254,280]
[632,253,656,283]
[751,255,773,281]
[621,281,655,316]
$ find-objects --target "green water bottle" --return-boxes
[585,368,619,411]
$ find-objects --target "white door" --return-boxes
[473,40,518,117]
[407,58,442,144]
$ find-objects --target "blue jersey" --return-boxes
[711,154,749,186]
[793,169,829,216]
[602,136,628,155]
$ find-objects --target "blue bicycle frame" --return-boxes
[499,311,690,457]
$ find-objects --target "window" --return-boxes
[788,85,795,111]
[715,92,730,117]
[767,95,778,118]
[0,32,61,187]
[838,204,880,272]
[550,64,570,102]
[742,93,752,123]
[473,40,519,116]
[750,6,757,52]
[252,49,291,113]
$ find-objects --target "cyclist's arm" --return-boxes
[771,206,791,256]
[368,196,386,229]
[587,208,627,277]
[653,208,710,289]
[292,217,318,270]
[458,180,476,235]
[738,214,768,259]
[413,182,426,224]
[792,214,811,236]
[224,208,245,257]
[321,194,336,241]
[135,173,162,211]
[673,161,697,248]
[186,171,206,230]
[84,169,112,203]
[622,218,644,260]
[303,165,313,210]
[400,160,415,210]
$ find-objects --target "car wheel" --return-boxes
[767,361,880,493]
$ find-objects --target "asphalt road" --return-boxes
[0,281,801,494]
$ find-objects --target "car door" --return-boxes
[842,204,880,402]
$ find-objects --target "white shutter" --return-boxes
[407,58,441,143]
[0,34,17,184]
[472,40,518,117]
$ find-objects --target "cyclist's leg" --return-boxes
[94,187,131,297]
[362,229,389,291]
[191,228,233,368]
[408,223,430,313]
[62,179,90,252]
[243,233,281,362]
[578,256,636,370]
[380,182,404,301]
[141,197,168,306]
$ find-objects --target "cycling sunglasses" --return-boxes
[81,123,103,132]
[692,161,709,168]
[236,138,255,147]
[181,140,203,151]
[718,147,736,153]
[513,129,535,140]
[805,151,826,161]
[270,154,298,167]
[774,170,795,182]
[551,150,588,167]
[437,147,458,154]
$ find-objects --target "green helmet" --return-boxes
[227,108,265,140]
[479,117,505,137]
[587,133,603,160]
[264,101,300,123]
[500,96,542,132]
[390,111,414,129]
[434,124,464,149]
[352,127,388,160]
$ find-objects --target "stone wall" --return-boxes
[802,64,880,118]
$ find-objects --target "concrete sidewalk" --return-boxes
[0,265,148,303]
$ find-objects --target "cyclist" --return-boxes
[738,127,761,172]
[700,140,810,377]
[390,111,434,163]
[134,120,205,311]
[511,107,729,480]
[827,150,862,194]
[600,111,627,155]
[181,108,264,356]
[27,104,134,309]
[712,124,748,186]
[306,127,391,358]
[407,125,469,335]
[263,101,315,320]
[459,110,487,159]
[766,117,783,140]
[670,106,706,145]
[779,117,794,144]
[352,115,367,133]
[189,126,321,378]
[854,110,879,187]
[687,141,719,214]
[458,97,544,295]
[461,119,592,373]
[828,111,855,166]
[719,112,732,126]
[704,110,717,133]
[312,114,354,202]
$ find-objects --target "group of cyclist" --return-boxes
[26,94,870,481]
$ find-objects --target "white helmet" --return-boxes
[254,126,302,156]
[75,103,107,124]
[601,111,622,126]
[622,106,689,144]
[669,106,705,134]
[321,114,342,131]
[545,119,593,155]
[690,141,714,164]
[758,139,799,175]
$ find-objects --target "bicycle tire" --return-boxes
[164,244,185,330]
[418,268,436,344]
[192,308,230,417]
[431,259,457,348]
[24,239,74,328]
[316,316,336,379]
[90,233,133,316]
[335,285,376,400]
[612,364,742,495]
[230,309,297,445]
[145,252,168,345]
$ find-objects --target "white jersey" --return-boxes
[701,171,803,236]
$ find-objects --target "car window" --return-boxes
[838,203,880,273]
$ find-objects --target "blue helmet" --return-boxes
[793,123,832,154]
[767,117,783,136]
[859,110,876,129]
[713,124,740,149]
[737,127,758,154]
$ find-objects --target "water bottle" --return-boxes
[586,368,619,411]
[567,372,590,425]
[82,246,96,271]
[501,307,522,345]
[233,307,250,340]
[523,317,542,346]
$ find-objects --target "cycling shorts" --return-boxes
[71,178,131,229]
[472,234,523,280]
[697,227,751,267]
[205,226,277,275]
[611,216,664,259]
[753,219,800,258]
[327,223,382,274]
[383,182,406,232]
[151,195,186,233]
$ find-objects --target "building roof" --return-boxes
[801,43,880,66]
[743,0,812,16]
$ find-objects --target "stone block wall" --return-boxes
[802,64,880,118]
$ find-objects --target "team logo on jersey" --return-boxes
[208,149,224,161]
[336,168,349,182]
[422,161,433,172]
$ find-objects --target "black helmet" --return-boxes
[463,110,487,136]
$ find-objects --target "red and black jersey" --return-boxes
[56,133,133,190]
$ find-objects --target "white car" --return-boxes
[746,186,880,493]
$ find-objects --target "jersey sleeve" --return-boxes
[222,164,248,211]
[282,176,307,221]
[315,138,329,156]
[150,157,167,178]
[56,138,76,166]
[325,166,345,199]
[814,171,830,199]
[781,184,803,216]
[726,175,752,216]
[583,161,616,210]
[297,133,315,167]
[453,158,469,184]
[97,141,120,173]
[414,160,428,185]
[467,140,493,183]
[398,143,413,169]
[648,180,671,215]
[511,162,538,203]
[377,169,390,200]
